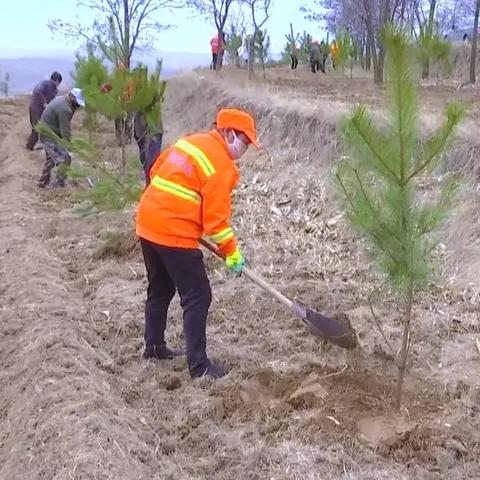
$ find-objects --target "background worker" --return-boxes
[310,40,322,73]
[291,42,299,70]
[136,108,261,379]
[210,34,220,70]
[26,71,63,150]
[37,88,85,188]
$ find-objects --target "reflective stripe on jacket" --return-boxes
[136,130,239,255]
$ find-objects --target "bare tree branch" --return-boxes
[49,0,183,67]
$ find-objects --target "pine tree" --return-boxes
[335,31,359,78]
[225,24,243,67]
[417,22,451,82]
[76,59,166,175]
[35,124,143,216]
[336,25,463,409]
[254,29,270,79]
[285,23,300,55]
[37,61,166,216]
[72,46,109,142]
[299,31,312,63]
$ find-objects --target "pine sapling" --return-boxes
[35,123,143,216]
[336,26,463,409]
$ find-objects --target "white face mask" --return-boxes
[227,131,249,160]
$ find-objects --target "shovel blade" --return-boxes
[293,304,357,349]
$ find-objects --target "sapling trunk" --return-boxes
[395,286,413,409]
[120,122,127,176]
[336,26,462,410]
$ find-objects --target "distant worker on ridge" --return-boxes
[310,40,323,74]
[291,42,299,70]
[37,88,85,188]
[210,34,220,71]
[26,71,63,151]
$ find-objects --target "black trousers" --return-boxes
[291,55,298,69]
[311,60,321,73]
[140,239,212,377]
[26,103,44,150]
[211,53,218,70]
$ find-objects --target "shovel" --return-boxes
[199,238,357,350]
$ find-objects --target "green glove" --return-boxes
[225,247,245,274]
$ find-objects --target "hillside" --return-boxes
[0,67,479,479]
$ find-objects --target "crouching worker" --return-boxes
[37,88,85,188]
[136,108,261,378]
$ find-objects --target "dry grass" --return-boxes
[1,70,479,480]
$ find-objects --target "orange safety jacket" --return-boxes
[136,130,240,255]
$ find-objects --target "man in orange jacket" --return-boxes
[136,108,260,378]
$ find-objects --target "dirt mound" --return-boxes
[1,72,480,479]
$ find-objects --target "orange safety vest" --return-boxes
[136,130,239,255]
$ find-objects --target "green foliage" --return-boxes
[72,51,166,156]
[285,23,300,54]
[73,46,109,90]
[299,31,312,62]
[97,16,126,65]
[336,26,463,407]
[225,24,243,66]
[335,31,358,77]
[254,29,271,64]
[280,42,293,63]
[416,23,452,77]
[336,25,462,296]
[72,155,143,217]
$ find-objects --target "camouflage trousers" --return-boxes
[38,139,71,188]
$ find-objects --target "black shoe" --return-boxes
[193,362,226,379]
[51,179,66,188]
[143,345,185,360]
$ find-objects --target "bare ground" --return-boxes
[0,70,479,479]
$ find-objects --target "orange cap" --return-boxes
[216,108,261,150]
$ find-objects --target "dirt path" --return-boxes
[1,77,479,479]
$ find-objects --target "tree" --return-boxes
[416,20,451,82]
[336,25,463,409]
[72,46,110,142]
[301,0,424,82]
[299,30,313,63]
[335,30,359,77]
[36,125,144,216]
[471,0,480,84]
[49,0,182,68]
[285,22,300,54]
[186,0,236,69]
[74,54,166,174]
[225,23,244,66]
[254,29,271,78]
[241,0,273,79]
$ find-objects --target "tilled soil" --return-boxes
[0,73,479,480]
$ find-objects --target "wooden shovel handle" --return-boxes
[199,237,294,310]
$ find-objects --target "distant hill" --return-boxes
[0,51,210,95]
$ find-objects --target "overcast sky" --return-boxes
[0,1,325,57]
